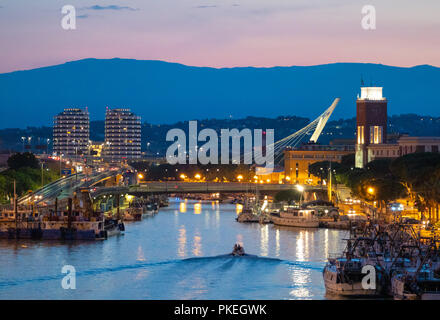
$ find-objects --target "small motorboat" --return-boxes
[231,243,245,256]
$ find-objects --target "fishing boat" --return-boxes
[123,207,142,221]
[144,202,158,215]
[324,220,440,298]
[236,208,259,223]
[323,236,386,297]
[0,189,124,241]
[323,255,387,297]
[270,208,319,228]
[103,218,125,237]
[236,195,260,223]
[389,245,440,300]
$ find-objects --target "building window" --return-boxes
[357,126,364,144]
[370,126,383,144]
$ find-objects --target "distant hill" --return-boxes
[0,58,439,128]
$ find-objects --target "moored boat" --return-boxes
[270,208,319,228]
[236,208,259,223]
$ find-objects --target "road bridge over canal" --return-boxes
[91,182,324,198]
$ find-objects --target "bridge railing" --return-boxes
[132,182,299,193]
[90,182,321,197]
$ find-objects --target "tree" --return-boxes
[308,161,342,184]
[364,158,393,178]
[274,189,301,203]
[339,159,406,221]
[340,153,355,169]
[7,152,39,170]
[390,152,440,221]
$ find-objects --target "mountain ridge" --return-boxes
[0,58,439,128]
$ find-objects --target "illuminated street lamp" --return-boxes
[21,137,25,152]
[180,174,186,180]
[138,173,144,180]
[237,174,243,182]
[367,187,375,195]
[195,173,201,180]
[296,184,305,206]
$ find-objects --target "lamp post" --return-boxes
[59,154,63,177]
[367,187,376,219]
[41,162,44,188]
[296,184,305,206]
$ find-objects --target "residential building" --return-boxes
[53,108,90,157]
[104,108,141,160]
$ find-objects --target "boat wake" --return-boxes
[0,255,325,299]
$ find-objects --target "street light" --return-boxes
[367,187,375,195]
[195,173,201,180]
[237,174,243,182]
[296,184,305,206]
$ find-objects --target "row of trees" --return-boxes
[309,152,440,222]
[0,153,59,204]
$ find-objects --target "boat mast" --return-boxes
[328,160,332,203]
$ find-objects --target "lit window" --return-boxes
[370,126,383,144]
[357,126,364,144]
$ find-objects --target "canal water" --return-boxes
[0,199,348,299]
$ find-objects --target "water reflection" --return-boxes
[236,234,243,246]
[296,231,305,261]
[179,202,187,213]
[192,231,202,256]
[275,229,280,257]
[260,224,269,256]
[136,245,146,262]
[194,202,201,214]
[204,210,210,228]
[289,268,312,299]
[178,226,187,258]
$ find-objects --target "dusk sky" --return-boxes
[0,0,439,73]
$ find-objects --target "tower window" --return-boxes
[370,126,383,144]
[357,126,364,144]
